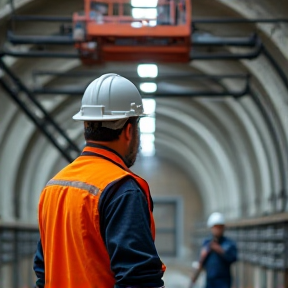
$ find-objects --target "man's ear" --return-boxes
[123,123,133,142]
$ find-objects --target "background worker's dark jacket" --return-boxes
[202,236,237,288]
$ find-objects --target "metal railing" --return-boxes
[0,222,39,288]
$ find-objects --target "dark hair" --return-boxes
[84,117,138,142]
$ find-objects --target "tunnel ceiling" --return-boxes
[0,0,287,223]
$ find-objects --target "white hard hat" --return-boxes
[73,73,145,122]
[207,212,225,228]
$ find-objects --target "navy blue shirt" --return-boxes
[33,175,164,288]
[202,236,237,288]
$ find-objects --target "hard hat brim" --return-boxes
[72,111,147,121]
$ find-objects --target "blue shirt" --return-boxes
[33,175,164,288]
[202,236,237,288]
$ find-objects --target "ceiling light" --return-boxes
[132,8,157,19]
[131,0,158,8]
[140,83,157,93]
[140,117,155,133]
[137,64,158,78]
[142,99,156,115]
[140,134,155,157]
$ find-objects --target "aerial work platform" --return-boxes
[73,0,191,64]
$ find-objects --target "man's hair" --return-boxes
[84,117,138,142]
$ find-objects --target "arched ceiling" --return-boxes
[0,0,287,223]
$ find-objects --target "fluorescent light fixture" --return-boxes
[140,134,155,157]
[137,64,158,78]
[131,0,158,7]
[132,8,157,19]
[140,83,157,93]
[140,117,155,133]
[142,99,156,115]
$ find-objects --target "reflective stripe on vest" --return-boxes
[46,179,100,196]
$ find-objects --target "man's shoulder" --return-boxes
[110,176,142,193]
[223,236,237,247]
[118,176,141,191]
[100,176,145,205]
[202,236,213,246]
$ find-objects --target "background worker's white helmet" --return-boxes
[73,73,145,122]
[207,212,225,228]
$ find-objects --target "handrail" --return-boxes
[0,221,38,230]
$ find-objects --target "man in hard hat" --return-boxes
[33,74,166,288]
[191,212,237,288]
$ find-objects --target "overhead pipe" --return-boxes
[10,15,288,24]
[1,49,79,58]
[193,18,288,24]
[7,29,257,47]
[33,83,249,98]
[10,15,73,22]
[191,37,263,60]
[32,70,250,81]
[7,31,75,45]
[34,71,250,79]
[192,33,257,47]
[1,43,262,60]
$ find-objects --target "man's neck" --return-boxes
[85,141,126,162]
[87,140,123,154]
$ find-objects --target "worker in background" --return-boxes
[33,74,166,288]
[191,212,237,288]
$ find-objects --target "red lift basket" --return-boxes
[73,0,191,64]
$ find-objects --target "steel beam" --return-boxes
[0,58,80,162]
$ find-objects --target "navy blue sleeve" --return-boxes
[99,177,164,288]
[33,239,45,288]
[201,238,211,249]
[221,240,238,264]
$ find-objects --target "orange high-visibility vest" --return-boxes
[38,144,164,288]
